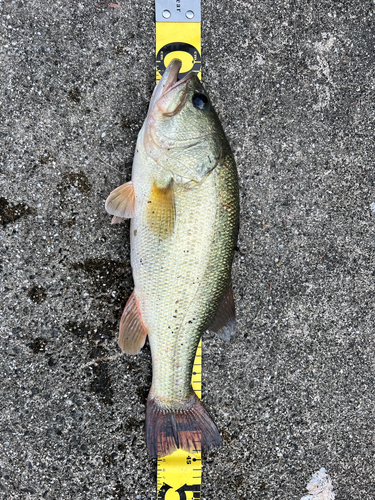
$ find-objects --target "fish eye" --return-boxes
[192,92,209,110]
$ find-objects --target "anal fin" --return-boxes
[105,181,136,219]
[118,291,148,354]
[111,215,126,225]
[208,280,237,341]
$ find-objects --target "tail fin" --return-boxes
[146,392,222,457]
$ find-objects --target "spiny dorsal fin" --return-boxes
[105,181,136,219]
[119,291,148,354]
[146,180,175,239]
[208,280,237,341]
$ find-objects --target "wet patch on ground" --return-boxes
[28,338,48,354]
[120,115,137,130]
[64,319,117,342]
[69,258,132,315]
[135,374,151,406]
[27,284,47,303]
[64,320,117,405]
[67,87,82,103]
[62,213,76,228]
[219,427,239,444]
[124,416,141,432]
[56,171,92,206]
[70,258,129,291]
[111,481,125,499]
[0,197,36,226]
[38,150,54,164]
[103,453,117,467]
[89,360,113,405]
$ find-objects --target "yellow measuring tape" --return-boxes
[156,343,202,500]
[155,1,202,497]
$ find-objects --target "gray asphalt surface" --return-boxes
[1,0,374,498]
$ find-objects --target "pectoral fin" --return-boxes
[208,281,237,341]
[119,291,148,354]
[105,181,136,219]
[146,180,175,239]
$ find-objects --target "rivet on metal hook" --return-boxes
[162,9,171,18]
[185,10,194,19]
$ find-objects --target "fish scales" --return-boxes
[132,153,238,406]
[105,59,239,457]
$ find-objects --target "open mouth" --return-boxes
[152,59,195,102]
[160,61,195,97]
[148,59,196,117]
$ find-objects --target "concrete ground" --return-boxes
[0,0,374,498]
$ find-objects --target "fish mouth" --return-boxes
[144,60,197,148]
[160,60,195,97]
[150,59,195,107]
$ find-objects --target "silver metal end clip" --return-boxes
[155,0,201,22]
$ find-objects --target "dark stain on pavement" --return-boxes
[70,258,128,289]
[136,384,150,407]
[29,338,48,354]
[103,453,116,467]
[90,360,113,405]
[57,171,92,197]
[70,258,132,314]
[124,416,141,432]
[67,87,82,103]
[0,197,36,226]
[64,320,116,405]
[120,115,136,129]
[233,475,244,488]
[220,427,239,444]
[112,481,125,499]
[38,150,54,164]
[65,321,97,338]
[28,284,47,303]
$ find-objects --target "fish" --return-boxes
[105,59,239,457]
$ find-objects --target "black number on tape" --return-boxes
[158,482,201,499]
[176,483,201,499]
[157,483,172,499]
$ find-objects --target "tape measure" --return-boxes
[155,1,202,497]
[155,0,201,83]
[156,341,202,499]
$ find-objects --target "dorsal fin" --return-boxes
[105,181,136,219]
[146,180,175,239]
[208,280,237,341]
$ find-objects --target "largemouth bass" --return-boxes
[105,60,239,457]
